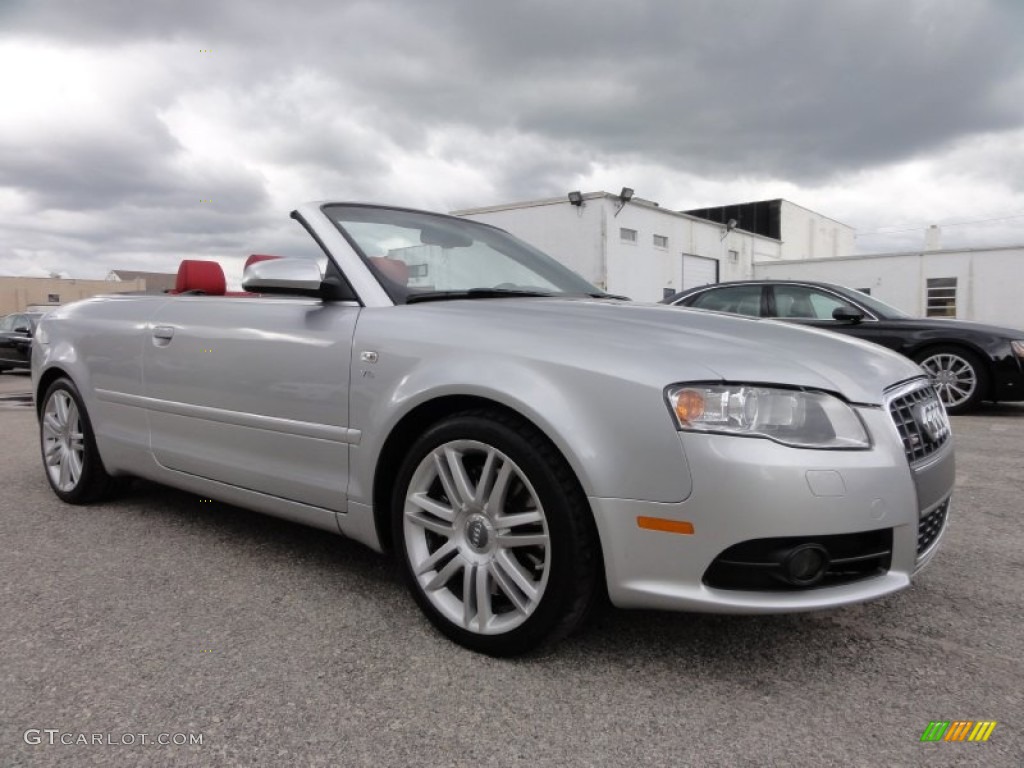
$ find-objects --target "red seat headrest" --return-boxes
[175,260,227,295]
[369,257,410,286]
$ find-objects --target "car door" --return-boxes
[0,314,32,367]
[767,284,900,350]
[142,295,360,511]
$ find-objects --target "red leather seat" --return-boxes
[369,257,410,286]
[173,260,227,295]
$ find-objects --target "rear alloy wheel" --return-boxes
[40,378,117,503]
[393,411,598,655]
[915,347,988,414]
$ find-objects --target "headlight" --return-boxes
[665,383,870,449]
[1011,340,1024,360]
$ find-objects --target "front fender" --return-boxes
[347,345,693,506]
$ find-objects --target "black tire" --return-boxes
[913,346,989,415]
[39,377,118,504]
[391,409,600,656]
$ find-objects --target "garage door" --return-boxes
[681,254,719,290]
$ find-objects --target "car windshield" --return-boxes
[841,288,912,319]
[323,204,605,303]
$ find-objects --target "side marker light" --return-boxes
[637,516,695,535]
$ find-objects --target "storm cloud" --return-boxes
[1,0,1023,278]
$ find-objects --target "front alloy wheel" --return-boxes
[393,411,598,655]
[404,439,551,636]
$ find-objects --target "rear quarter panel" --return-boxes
[34,295,169,474]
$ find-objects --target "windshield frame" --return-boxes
[321,203,605,304]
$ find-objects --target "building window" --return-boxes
[47,294,60,303]
[926,277,957,317]
[728,249,739,262]
[653,234,668,249]
[620,228,637,244]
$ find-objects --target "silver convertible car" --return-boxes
[32,202,955,655]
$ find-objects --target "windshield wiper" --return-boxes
[406,288,558,304]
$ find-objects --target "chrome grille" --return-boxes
[917,500,949,559]
[887,381,951,464]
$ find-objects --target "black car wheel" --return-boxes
[392,409,599,656]
[39,377,118,503]
[914,346,989,414]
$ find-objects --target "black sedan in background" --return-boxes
[663,280,1024,414]
[0,311,44,373]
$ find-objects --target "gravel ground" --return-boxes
[0,375,1021,766]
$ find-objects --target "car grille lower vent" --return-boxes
[917,500,949,560]
[887,381,951,465]
[703,529,893,591]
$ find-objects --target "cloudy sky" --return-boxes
[2,0,1023,280]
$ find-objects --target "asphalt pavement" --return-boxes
[1,370,1021,766]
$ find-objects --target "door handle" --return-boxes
[153,325,175,341]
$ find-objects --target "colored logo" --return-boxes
[920,721,997,742]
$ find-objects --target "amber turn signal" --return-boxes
[637,516,695,535]
[673,388,705,425]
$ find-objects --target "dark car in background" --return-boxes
[663,280,1024,414]
[0,311,44,373]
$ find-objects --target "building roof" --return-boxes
[107,270,177,291]
[107,269,174,281]
[450,191,784,244]
[752,243,1024,266]
[683,199,852,229]
[451,192,611,215]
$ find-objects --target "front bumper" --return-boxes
[990,349,1024,402]
[592,404,955,613]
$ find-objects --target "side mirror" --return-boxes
[242,258,324,297]
[832,306,865,323]
[13,325,31,335]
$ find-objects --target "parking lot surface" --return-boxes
[1,370,1021,766]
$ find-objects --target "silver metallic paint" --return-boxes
[142,296,358,511]
[32,201,957,615]
[242,257,323,293]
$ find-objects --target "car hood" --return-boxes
[393,298,924,405]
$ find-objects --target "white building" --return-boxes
[683,199,856,261]
[455,191,1020,329]
[454,191,784,302]
[754,245,1024,329]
